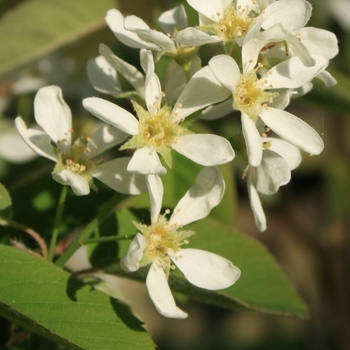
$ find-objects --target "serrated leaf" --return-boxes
[0,182,12,221]
[0,0,116,76]
[0,244,154,350]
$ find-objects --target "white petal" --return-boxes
[247,170,267,232]
[82,97,139,135]
[176,27,222,46]
[140,49,162,114]
[34,85,72,144]
[64,246,92,272]
[146,262,188,319]
[256,150,291,195]
[256,0,275,10]
[209,55,240,92]
[0,128,37,163]
[99,43,145,95]
[317,70,337,87]
[170,249,240,289]
[258,55,329,89]
[52,170,90,196]
[120,233,146,272]
[87,56,122,96]
[172,134,235,166]
[187,0,231,23]
[286,33,315,67]
[15,117,57,162]
[242,23,288,72]
[198,99,232,120]
[91,157,147,194]
[266,137,302,170]
[169,167,225,226]
[295,27,339,60]
[236,15,263,47]
[241,112,263,167]
[106,9,160,50]
[127,147,167,175]
[85,125,128,159]
[260,108,324,155]
[262,0,312,32]
[158,4,188,35]
[172,66,231,123]
[124,16,176,52]
[146,174,164,224]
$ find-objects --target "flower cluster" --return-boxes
[15,0,337,318]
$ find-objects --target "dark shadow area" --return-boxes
[66,275,86,302]
[109,297,146,332]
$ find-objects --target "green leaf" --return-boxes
[110,209,308,318]
[0,0,116,76]
[0,244,154,350]
[0,182,12,221]
[185,218,309,317]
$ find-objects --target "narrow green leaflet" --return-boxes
[0,244,154,350]
[0,0,116,76]
[0,182,12,221]
[111,209,308,318]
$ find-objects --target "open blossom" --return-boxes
[177,0,312,50]
[121,167,241,318]
[105,5,205,68]
[87,43,201,106]
[87,43,145,100]
[83,49,234,175]
[209,53,327,167]
[248,137,302,231]
[15,85,147,196]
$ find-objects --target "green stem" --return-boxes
[184,66,191,83]
[83,234,136,245]
[55,193,121,268]
[48,185,68,262]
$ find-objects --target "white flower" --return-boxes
[87,43,145,100]
[209,53,327,167]
[87,43,202,105]
[0,119,37,163]
[105,5,202,68]
[121,167,241,318]
[15,85,147,196]
[83,50,234,175]
[247,137,302,231]
[177,0,311,50]
[240,15,338,88]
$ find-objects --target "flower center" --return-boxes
[54,136,103,175]
[219,4,257,40]
[233,70,277,121]
[140,108,176,150]
[120,102,190,168]
[134,214,194,274]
